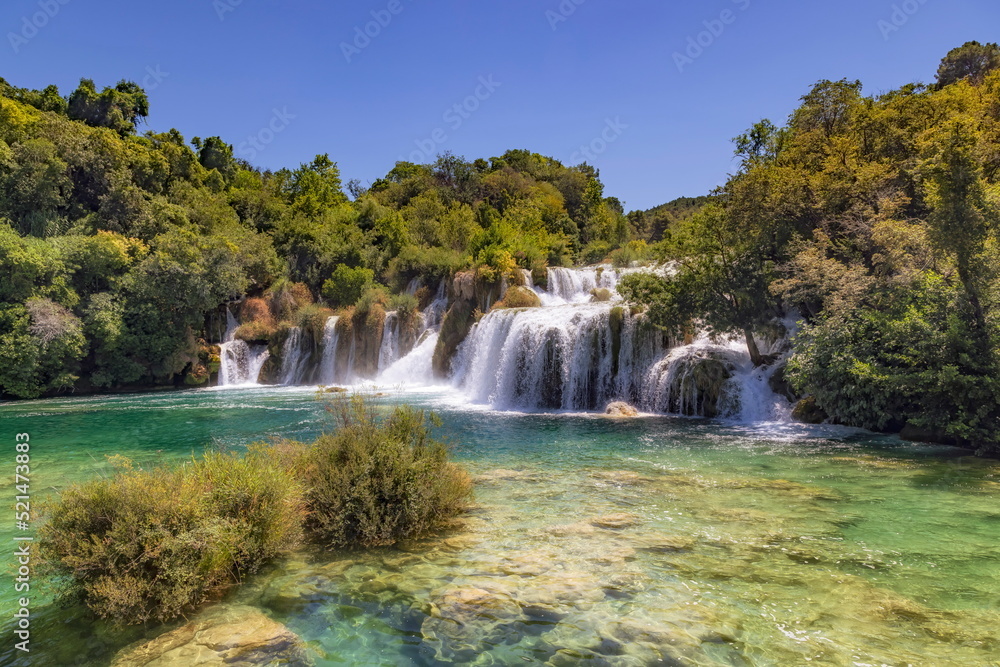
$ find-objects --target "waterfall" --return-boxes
[422,281,449,331]
[218,308,269,387]
[378,331,440,385]
[639,337,791,421]
[448,266,792,420]
[452,303,660,411]
[278,327,311,386]
[377,311,401,373]
[542,266,619,305]
[318,316,340,385]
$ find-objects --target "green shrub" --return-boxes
[608,240,651,268]
[38,447,304,624]
[579,240,612,265]
[323,264,375,308]
[493,285,541,310]
[296,303,336,340]
[303,395,472,549]
[234,319,276,343]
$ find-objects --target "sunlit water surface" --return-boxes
[1,386,998,666]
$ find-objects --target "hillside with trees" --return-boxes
[0,75,642,399]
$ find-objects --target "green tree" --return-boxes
[67,79,149,135]
[936,41,1000,87]
[323,264,374,307]
[920,119,999,344]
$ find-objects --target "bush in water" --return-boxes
[38,396,472,623]
[302,394,473,549]
[38,447,305,623]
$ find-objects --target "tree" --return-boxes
[936,41,1000,87]
[619,205,781,366]
[284,154,348,216]
[322,264,374,307]
[920,119,999,344]
[67,79,149,135]
[192,136,236,180]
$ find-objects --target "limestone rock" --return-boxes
[605,402,639,417]
[590,513,642,530]
[111,605,312,667]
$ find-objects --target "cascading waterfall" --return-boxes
[278,327,312,386]
[543,266,618,304]
[214,266,791,420]
[377,311,401,373]
[452,266,792,420]
[452,303,662,411]
[218,308,270,386]
[317,316,340,385]
[378,331,440,385]
[422,281,449,331]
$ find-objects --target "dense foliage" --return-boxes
[621,42,1000,453]
[0,76,645,399]
[39,396,471,623]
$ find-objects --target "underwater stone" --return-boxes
[111,605,313,667]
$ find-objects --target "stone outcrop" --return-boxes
[111,605,313,667]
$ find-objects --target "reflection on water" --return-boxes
[1,387,998,665]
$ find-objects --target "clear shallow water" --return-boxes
[1,387,998,666]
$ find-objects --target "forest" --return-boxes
[2,41,999,453]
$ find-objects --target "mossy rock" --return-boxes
[492,286,541,310]
[184,364,210,386]
[767,361,798,402]
[433,300,476,377]
[792,396,827,424]
[590,288,613,302]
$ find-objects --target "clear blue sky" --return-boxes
[2,0,998,211]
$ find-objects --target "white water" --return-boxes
[278,327,311,386]
[539,266,619,305]
[378,331,440,386]
[218,308,270,387]
[451,267,792,420]
[317,316,340,385]
[377,311,401,374]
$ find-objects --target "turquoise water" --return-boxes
[1,386,999,665]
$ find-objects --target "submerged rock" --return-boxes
[590,513,643,530]
[421,586,525,662]
[605,402,640,417]
[589,470,647,485]
[111,605,312,667]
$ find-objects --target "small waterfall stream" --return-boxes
[277,327,311,386]
[317,316,340,385]
[218,308,270,386]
